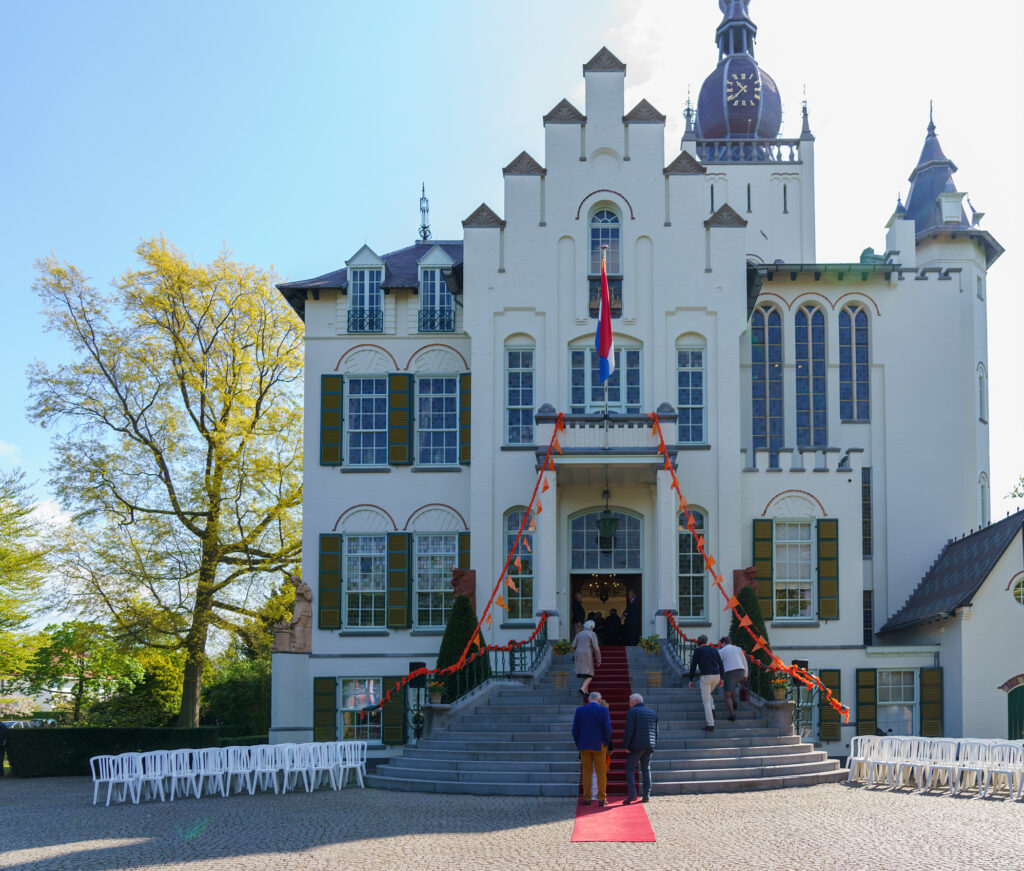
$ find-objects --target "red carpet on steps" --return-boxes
[571,797,657,842]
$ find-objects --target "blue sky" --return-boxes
[2,0,1022,519]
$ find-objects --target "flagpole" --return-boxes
[601,246,609,451]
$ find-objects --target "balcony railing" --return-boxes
[418,307,455,333]
[347,307,383,333]
[534,404,678,458]
[696,138,803,164]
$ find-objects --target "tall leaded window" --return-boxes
[344,535,387,627]
[877,669,916,736]
[774,520,813,619]
[416,376,458,465]
[418,269,455,332]
[678,509,707,618]
[570,348,641,414]
[861,467,872,558]
[414,533,457,627]
[506,349,534,445]
[340,678,382,741]
[570,510,641,571]
[839,306,870,421]
[505,510,534,621]
[751,306,783,459]
[590,209,621,274]
[980,473,990,527]
[347,377,388,466]
[795,305,827,447]
[348,268,383,333]
[677,347,706,445]
[978,364,988,422]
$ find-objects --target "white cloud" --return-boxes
[32,499,72,530]
[0,440,22,466]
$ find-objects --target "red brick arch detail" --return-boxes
[832,292,882,317]
[335,344,399,371]
[752,292,788,310]
[761,489,828,517]
[790,292,831,312]
[331,504,398,532]
[575,189,636,220]
[403,503,469,532]
[404,343,469,371]
[1004,569,1024,591]
[998,673,1024,693]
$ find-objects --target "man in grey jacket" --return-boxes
[621,692,658,804]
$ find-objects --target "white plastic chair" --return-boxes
[252,744,283,794]
[893,737,932,789]
[131,750,169,803]
[955,739,991,794]
[925,739,960,794]
[224,745,255,795]
[196,747,227,798]
[282,743,315,793]
[866,736,902,787]
[981,741,1022,798]
[304,742,339,792]
[89,754,133,806]
[846,735,876,783]
[337,741,366,788]
[167,749,200,801]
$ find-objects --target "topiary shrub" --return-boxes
[729,584,772,699]
[435,594,490,702]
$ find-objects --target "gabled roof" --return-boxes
[664,151,706,175]
[462,203,505,229]
[880,510,1024,634]
[703,204,747,228]
[276,241,464,319]
[583,47,626,73]
[623,99,666,124]
[543,98,586,125]
[503,151,546,176]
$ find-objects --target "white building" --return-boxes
[272,1,1022,754]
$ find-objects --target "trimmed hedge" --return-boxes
[6,727,228,778]
[217,734,268,748]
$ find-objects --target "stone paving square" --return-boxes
[1,777,1022,871]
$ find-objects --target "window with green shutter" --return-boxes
[458,531,471,570]
[752,518,773,620]
[856,668,877,736]
[318,534,343,630]
[459,372,471,464]
[817,518,839,620]
[386,532,412,629]
[388,373,413,465]
[381,676,407,744]
[313,677,337,742]
[321,375,344,465]
[818,669,841,742]
[919,667,944,737]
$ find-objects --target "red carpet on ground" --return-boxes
[571,797,657,843]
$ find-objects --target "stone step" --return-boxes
[378,765,581,784]
[364,773,578,797]
[651,767,848,795]
[417,733,801,753]
[438,726,784,741]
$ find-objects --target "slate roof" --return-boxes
[880,510,1024,634]
[277,241,463,319]
[903,117,968,235]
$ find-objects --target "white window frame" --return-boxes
[343,534,387,628]
[505,347,535,446]
[1012,577,1024,607]
[339,677,383,742]
[413,532,458,628]
[677,509,708,619]
[979,473,990,527]
[676,346,707,445]
[773,519,815,621]
[415,375,459,467]
[418,268,455,332]
[345,376,388,467]
[569,346,642,415]
[589,208,622,275]
[505,509,535,622]
[876,668,917,736]
[978,365,988,423]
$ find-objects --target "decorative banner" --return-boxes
[495,594,509,612]
[506,578,518,593]
[542,478,550,493]
[513,556,522,572]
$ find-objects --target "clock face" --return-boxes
[726,71,761,108]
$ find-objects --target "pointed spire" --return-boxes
[895,193,906,217]
[903,108,966,234]
[682,91,696,143]
[800,98,814,141]
[418,183,431,242]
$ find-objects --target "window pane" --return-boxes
[415,534,458,627]
[347,377,388,465]
[506,349,534,445]
[417,377,458,465]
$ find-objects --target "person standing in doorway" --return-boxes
[572,591,586,636]
[688,635,725,731]
[622,589,642,646]
[622,692,658,804]
[571,619,601,700]
[718,635,748,721]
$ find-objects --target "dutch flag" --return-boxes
[595,246,615,383]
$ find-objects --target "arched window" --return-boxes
[751,306,783,460]
[979,473,990,527]
[570,510,642,571]
[590,209,621,275]
[839,306,870,421]
[504,509,534,621]
[795,305,827,447]
[678,509,708,618]
[505,342,535,445]
[1013,577,1024,607]
[978,363,988,423]
[677,338,707,445]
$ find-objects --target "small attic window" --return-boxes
[1014,577,1024,607]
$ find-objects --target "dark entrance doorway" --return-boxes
[571,573,640,645]
[1009,685,1024,740]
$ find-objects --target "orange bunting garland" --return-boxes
[536,503,543,514]
[553,437,562,454]
[739,615,752,628]
[483,612,491,628]
[506,578,518,593]
[724,595,740,611]
[541,478,550,493]
[496,594,509,612]
[513,556,522,572]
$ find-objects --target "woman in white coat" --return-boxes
[571,619,601,700]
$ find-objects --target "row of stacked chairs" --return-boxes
[88,741,367,806]
[847,735,1024,798]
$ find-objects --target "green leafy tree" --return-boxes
[201,657,271,735]
[17,622,144,723]
[729,585,772,699]
[0,469,49,632]
[87,648,183,727]
[233,580,296,662]
[435,595,489,702]
[28,238,303,726]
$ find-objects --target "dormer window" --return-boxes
[418,268,455,332]
[348,268,383,333]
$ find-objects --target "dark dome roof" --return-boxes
[696,55,781,139]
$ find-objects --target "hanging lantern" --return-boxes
[595,487,618,552]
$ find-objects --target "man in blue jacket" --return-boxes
[688,634,726,732]
[622,692,658,804]
[572,691,612,805]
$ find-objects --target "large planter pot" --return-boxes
[429,691,443,705]
[552,671,569,689]
[646,670,663,688]
[772,687,787,701]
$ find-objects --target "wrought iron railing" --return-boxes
[347,307,383,333]
[789,681,818,741]
[417,308,455,332]
[662,611,696,675]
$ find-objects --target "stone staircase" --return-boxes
[366,646,845,796]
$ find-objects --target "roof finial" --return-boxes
[928,100,935,135]
[800,89,814,141]
[682,89,696,142]
[418,183,431,243]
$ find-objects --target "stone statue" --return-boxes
[273,575,313,653]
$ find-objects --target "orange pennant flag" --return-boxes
[705,554,716,570]
[541,478,550,493]
[663,455,672,471]
[528,518,537,532]
[670,479,680,493]
[536,503,543,515]
[752,635,767,652]
[546,457,555,470]
[553,437,562,454]
[686,515,697,533]
[711,574,725,589]
[739,615,752,628]
[523,538,531,553]
[513,555,522,572]
[483,611,492,628]
[506,578,518,593]
[678,495,687,511]
[495,594,509,612]
[723,595,740,611]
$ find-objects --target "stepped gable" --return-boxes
[543,98,586,125]
[880,510,1024,634]
[704,203,748,228]
[664,151,707,175]
[502,151,546,176]
[462,203,506,228]
[583,46,626,73]
[623,99,666,124]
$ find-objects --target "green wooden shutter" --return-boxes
[318,534,343,630]
[313,677,337,742]
[458,532,471,570]
[817,518,839,620]
[388,373,413,465]
[386,532,411,629]
[752,519,774,620]
[381,676,407,744]
[856,668,877,736]
[459,372,471,465]
[320,375,344,465]
[818,669,842,742]
[919,667,944,737]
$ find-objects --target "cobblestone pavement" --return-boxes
[1,777,1022,871]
